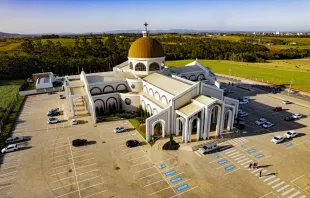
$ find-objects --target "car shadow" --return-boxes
[77,120,88,124]
[18,146,33,151]
[126,128,136,132]
[217,145,234,152]
[86,141,97,145]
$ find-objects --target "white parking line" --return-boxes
[291,175,304,183]
[149,186,171,196]
[154,158,172,164]
[2,155,20,159]
[49,144,69,150]
[299,195,306,198]
[228,151,239,156]
[73,153,92,159]
[0,177,15,183]
[263,175,276,182]
[241,160,253,166]
[0,184,13,190]
[135,166,155,173]
[50,149,70,155]
[258,155,271,161]
[77,169,100,176]
[72,148,91,154]
[80,182,105,191]
[52,182,77,191]
[68,137,81,198]
[234,156,246,161]
[255,170,267,176]
[52,153,70,159]
[129,155,147,162]
[124,150,143,157]
[51,175,75,183]
[251,169,261,174]
[169,186,198,198]
[131,161,151,167]
[282,188,295,196]
[272,181,285,189]
[268,178,280,185]
[172,179,191,187]
[224,167,240,175]
[52,163,73,170]
[166,172,184,179]
[52,158,72,164]
[74,158,95,164]
[79,175,101,183]
[195,151,202,158]
[54,190,78,198]
[0,166,17,170]
[277,184,290,192]
[161,166,179,173]
[230,154,243,159]
[237,158,249,163]
[51,170,73,176]
[144,179,166,187]
[75,163,97,170]
[259,191,280,198]
[139,172,160,180]
[287,191,300,198]
[83,190,107,198]
[0,171,17,177]
[223,148,235,154]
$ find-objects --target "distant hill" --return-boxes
[0,32,20,37]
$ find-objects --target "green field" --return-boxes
[41,37,108,46]
[0,41,22,52]
[0,80,25,120]
[166,59,310,92]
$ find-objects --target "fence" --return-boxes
[0,93,19,132]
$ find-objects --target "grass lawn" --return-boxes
[0,41,22,53]
[42,37,108,46]
[0,80,25,120]
[128,119,146,139]
[166,59,310,92]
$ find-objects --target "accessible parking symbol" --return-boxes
[170,176,182,184]
[247,149,256,154]
[225,165,235,171]
[176,184,189,191]
[255,154,264,159]
[285,142,293,147]
[165,170,176,176]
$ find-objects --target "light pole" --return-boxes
[288,79,293,96]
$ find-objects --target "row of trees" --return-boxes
[1,34,310,80]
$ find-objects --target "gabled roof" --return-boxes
[178,102,202,116]
[143,73,193,96]
[194,95,217,106]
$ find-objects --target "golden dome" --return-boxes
[128,37,165,58]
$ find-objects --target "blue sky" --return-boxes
[1,0,310,33]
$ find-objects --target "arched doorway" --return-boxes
[208,105,222,138]
[151,119,165,139]
[189,116,201,142]
[224,109,233,131]
[175,117,185,137]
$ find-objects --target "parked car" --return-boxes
[59,95,66,99]
[273,107,282,112]
[126,140,140,148]
[71,119,78,125]
[47,111,60,116]
[271,136,284,144]
[199,143,218,155]
[114,126,126,133]
[47,118,60,124]
[238,112,249,118]
[5,136,25,144]
[284,130,298,138]
[289,89,296,94]
[1,144,19,153]
[262,122,274,129]
[283,100,292,104]
[255,118,267,126]
[284,116,295,122]
[239,100,249,105]
[292,113,303,119]
[72,139,87,147]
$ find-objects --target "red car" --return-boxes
[274,107,282,112]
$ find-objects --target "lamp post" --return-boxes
[288,79,293,96]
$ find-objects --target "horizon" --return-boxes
[1,0,310,34]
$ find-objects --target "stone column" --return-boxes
[184,117,189,143]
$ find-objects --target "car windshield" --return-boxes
[274,137,279,140]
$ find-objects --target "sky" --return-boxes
[1,0,310,34]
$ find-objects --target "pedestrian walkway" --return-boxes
[228,137,247,146]
[222,148,306,198]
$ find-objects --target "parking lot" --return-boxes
[2,82,310,197]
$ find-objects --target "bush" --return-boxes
[162,140,180,150]
[0,96,25,149]
[135,117,146,124]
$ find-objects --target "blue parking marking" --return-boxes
[176,184,189,191]
[247,149,256,153]
[285,142,293,147]
[170,176,182,183]
[255,154,264,159]
[160,164,166,169]
[225,165,235,171]
[214,154,220,158]
[165,170,176,176]
[241,145,246,148]
[218,160,228,165]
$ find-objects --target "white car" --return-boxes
[1,144,19,153]
[71,119,78,125]
[199,143,218,155]
[239,100,249,105]
[271,136,284,144]
[292,113,303,119]
[47,118,60,124]
[5,136,25,144]
[262,122,274,129]
[283,100,292,104]
[284,131,298,138]
[238,112,249,118]
[255,118,267,126]
[114,126,126,133]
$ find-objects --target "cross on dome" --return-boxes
[144,22,148,31]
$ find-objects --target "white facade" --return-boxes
[62,30,239,144]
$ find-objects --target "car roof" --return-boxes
[7,144,17,147]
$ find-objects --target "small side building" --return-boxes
[33,72,55,89]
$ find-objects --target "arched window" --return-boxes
[129,62,133,70]
[135,63,146,71]
[149,62,160,71]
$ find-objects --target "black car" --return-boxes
[234,123,245,130]
[284,116,295,122]
[48,111,60,116]
[72,139,88,147]
[126,140,140,148]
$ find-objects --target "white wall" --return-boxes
[145,107,170,142]
[92,93,120,112]
[140,95,163,116]
[126,78,143,93]
[201,83,223,100]
[88,81,128,95]
[142,81,174,105]
[120,94,140,112]
[174,85,199,109]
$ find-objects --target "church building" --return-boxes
[63,24,239,143]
